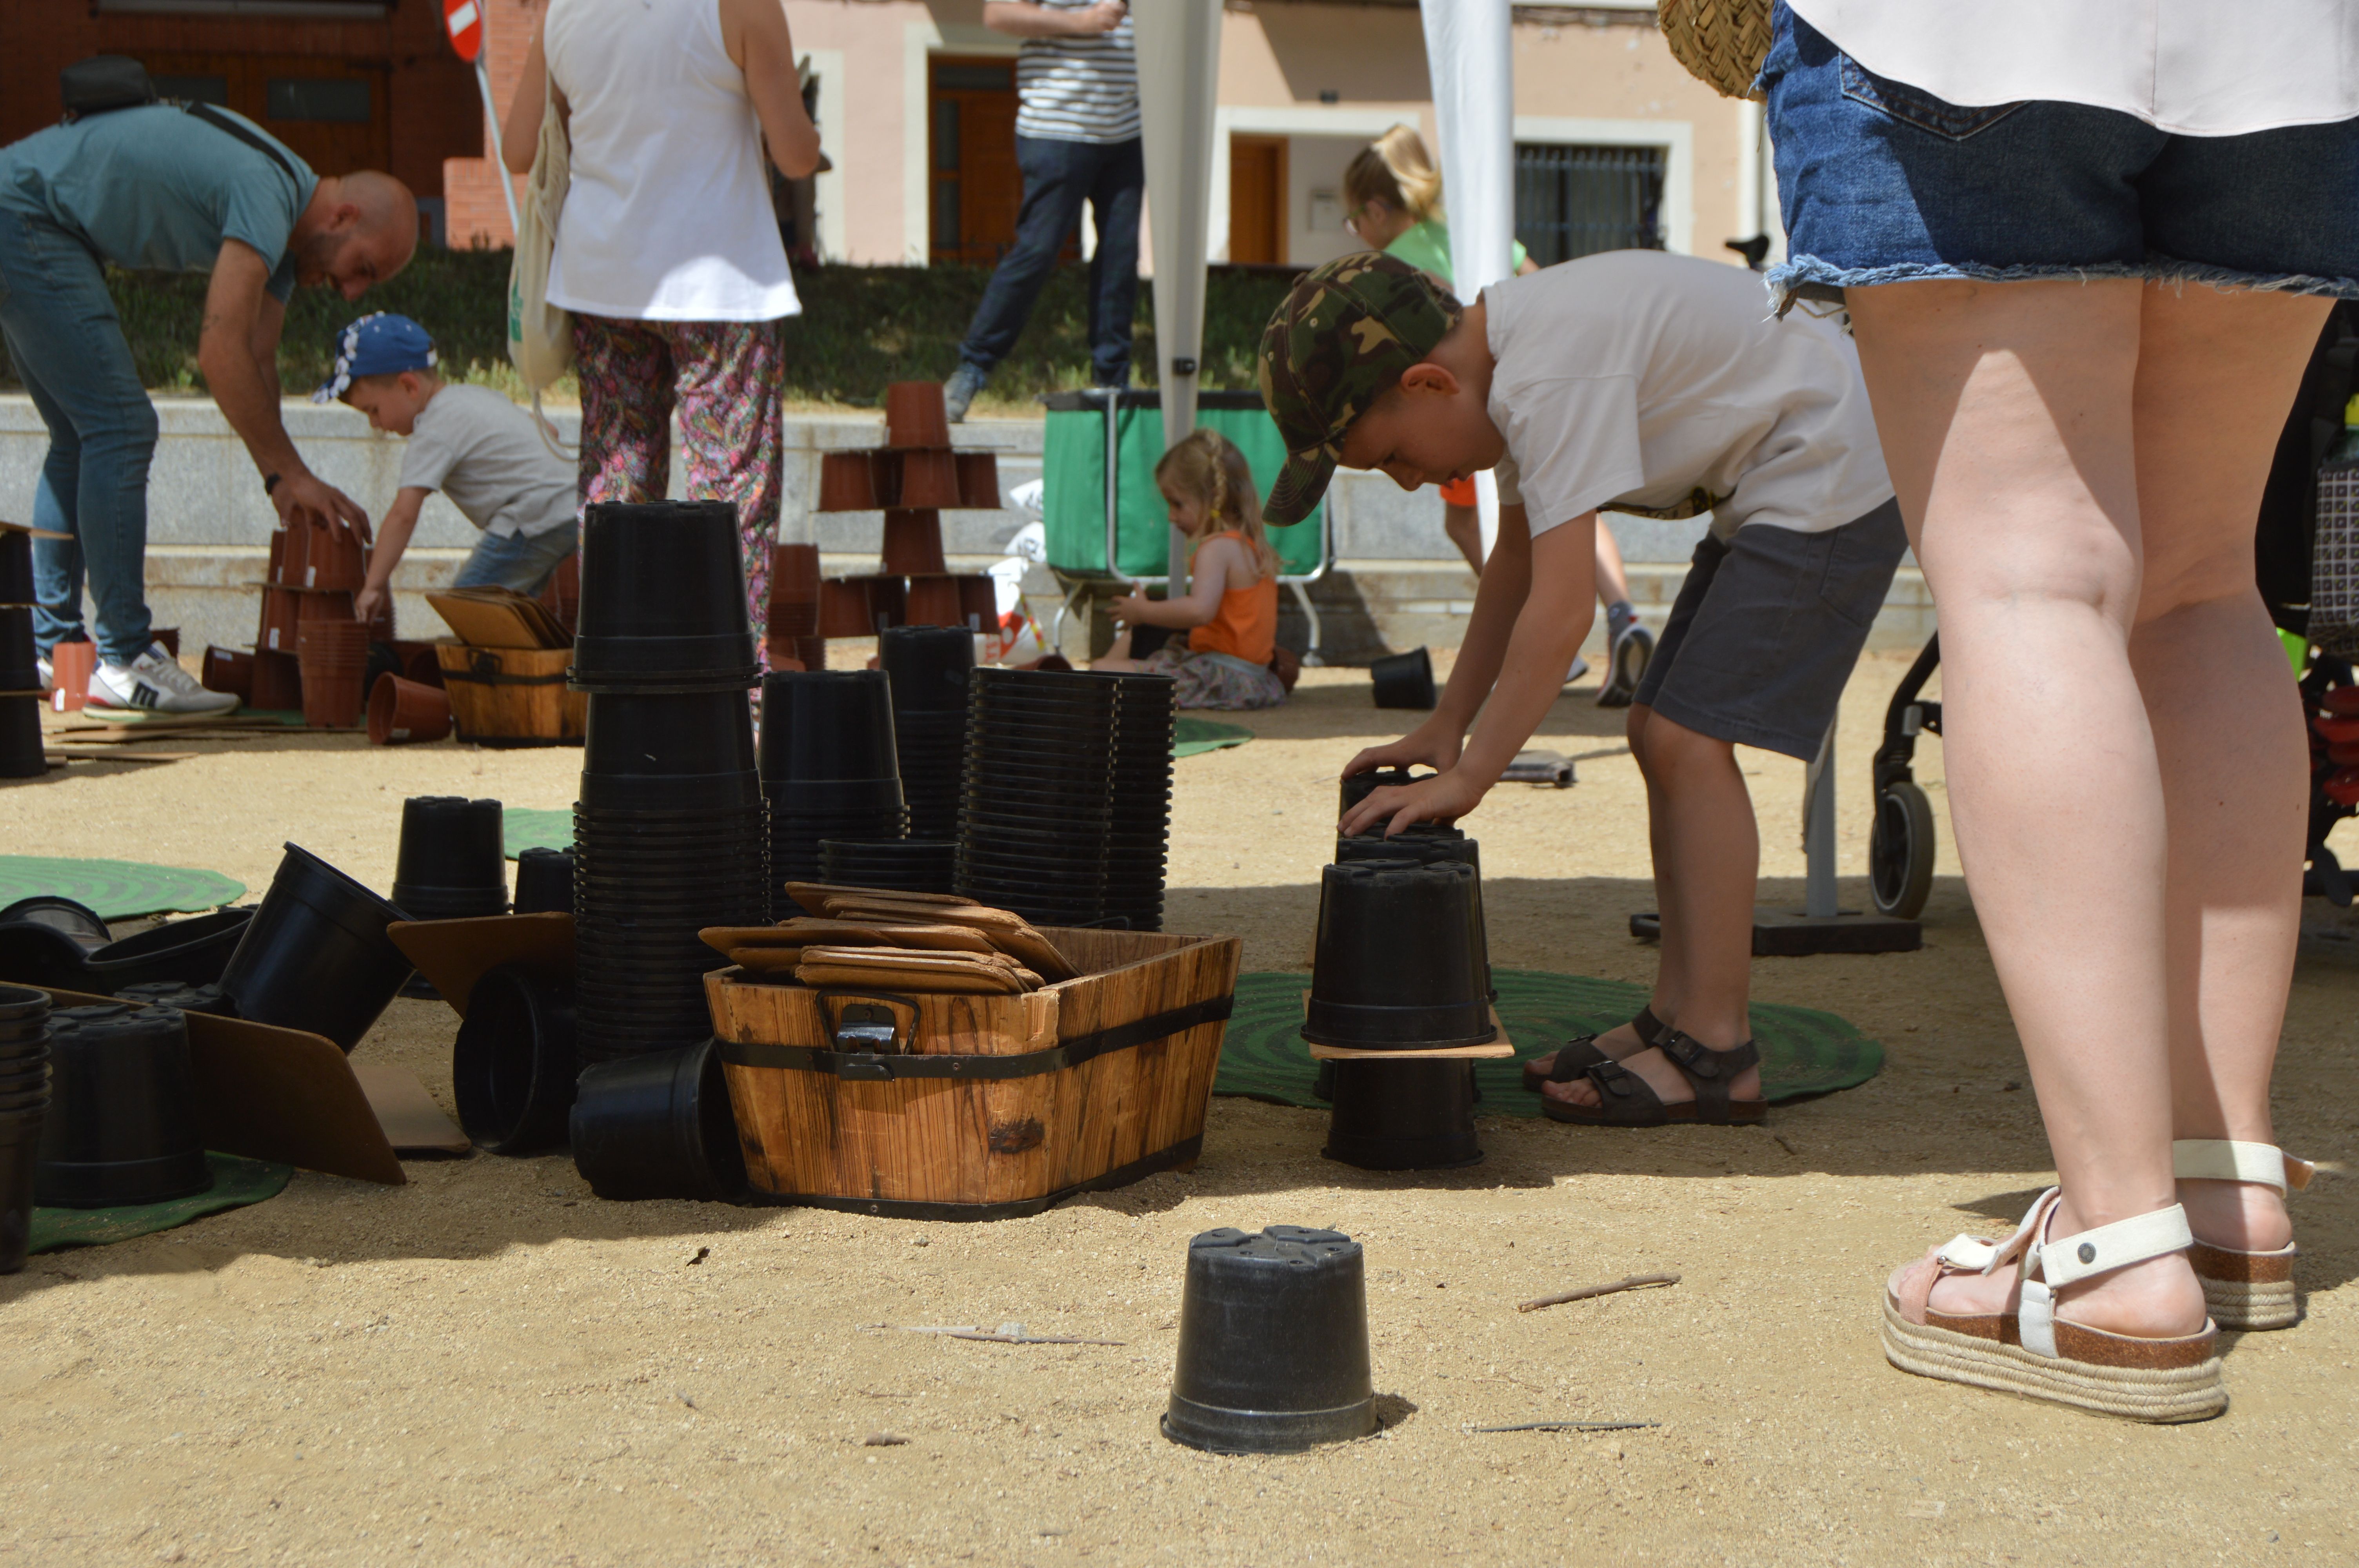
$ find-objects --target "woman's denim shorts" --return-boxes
[1761,0,2359,312]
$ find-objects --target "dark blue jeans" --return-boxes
[958,134,1143,386]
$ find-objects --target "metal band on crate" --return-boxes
[447,668,571,687]
[717,995,1234,1081]
[740,1137,1204,1221]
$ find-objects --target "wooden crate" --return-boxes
[706,927,1242,1218]
[434,641,587,747]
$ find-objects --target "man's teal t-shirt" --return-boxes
[0,105,318,301]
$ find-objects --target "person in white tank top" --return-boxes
[503,0,821,647]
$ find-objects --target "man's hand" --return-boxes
[1074,1,1127,32]
[1339,767,1489,841]
[984,0,1127,37]
[273,473,373,545]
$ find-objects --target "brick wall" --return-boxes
[442,0,543,248]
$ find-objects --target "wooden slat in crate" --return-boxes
[434,641,587,746]
[706,927,1242,1217]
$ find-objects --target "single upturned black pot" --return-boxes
[1370,647,1436,710]
[1323,1060,1483,1171]
[570,501,759,691]
[0,529,32,607]
[1162,1226,1378,1454]
[1303,859,1493,1050]
[0,921,93,991]
[0,605,38,691]
[569,1038,746,1201]
[35,1004,212,1207]
[578,690,760,810]
[216,843,414,1051]
[453,963,578,1155]
[0,896,110,947]
[1334,834,1492,1000]
[880,624,975,713]
[81,907,255,993]
[391,796,508,916]
[1336,768,1436,818]
[759,669,900,783]
[0,695,43,780]
[513,847,577,915]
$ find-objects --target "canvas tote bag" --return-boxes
[508,90,577,455]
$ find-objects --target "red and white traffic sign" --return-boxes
[443,0,484,63]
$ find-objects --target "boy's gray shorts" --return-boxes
[1631,497,1908,761]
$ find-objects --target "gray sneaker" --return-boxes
[943,362,989,424]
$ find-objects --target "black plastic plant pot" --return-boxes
[112,982,237,1016]
[880,625,976,713]
[513,847,578,915]
[1302,860,1493,1050]
[0,1116,37,1275]
[215,843,415,1052]
[1322,1060,1483,1171]
[0,605,37,691]
[0,984,47,1026]
[0,529,31,606]
[34,1004,212,1207]
[1370,647,1436,710]
[391,796,507,908]
[1161,1226,1378,1454]
[1337,769,1436,817]
[768,776,908,814]
[0,897,110,947]
[0,696,43,780]
[80,907,254,993]
[758,669,900,784]
[583,689,756,777]
[569,1038,746,1200]
[453,964,579,1156]
[571,501,758,689]
[0,921,94,991]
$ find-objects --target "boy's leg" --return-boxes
[452,524,578,597]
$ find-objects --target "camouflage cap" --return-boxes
[1257,252,1462,527]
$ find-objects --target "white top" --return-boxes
[1789,1,2359,137]
[1484,251,1893,540]
[400,385,579,540]
[1015,0,1139,143]
[543,0,801,321]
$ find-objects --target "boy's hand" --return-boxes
[1341,714,1466,783]
[1339,767,1488,840]
[354,583,387,626]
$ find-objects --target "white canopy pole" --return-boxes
[1133,0,1223,588]
[1421,0,1515,560]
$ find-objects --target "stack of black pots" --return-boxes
[0,985,50,1274]
[1,530,44,777]
[571,501,768,1065]
[957,667,1116,927]
[819,837,956,896]
[37,1002,212,1208]
[1305,856,1494,1171]
[760,669,908,907]
[1106,672,1177,931]
[878,625,972,842]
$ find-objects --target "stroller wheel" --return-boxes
[1870,782,1937,919]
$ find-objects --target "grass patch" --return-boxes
[6,249,1300,415]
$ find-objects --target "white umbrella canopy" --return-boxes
[1134,0,1224,586]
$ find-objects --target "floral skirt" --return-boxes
[1143,645,1287,710]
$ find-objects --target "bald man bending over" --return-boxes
[0,101,416,713]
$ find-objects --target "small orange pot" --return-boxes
[896,451,961,509]
[956,452,1000,509]
[880,509,947,575]
[884,381,950,450]
[48,638,96,713]
[367,672,453,745]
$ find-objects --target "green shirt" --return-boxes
[1382,218,1528,295]
[0,105,317,301]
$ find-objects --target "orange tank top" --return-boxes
[1187,530,1278,666]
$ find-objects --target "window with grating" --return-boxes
[1514,143,1666,267]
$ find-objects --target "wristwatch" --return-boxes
[263,472,282,496]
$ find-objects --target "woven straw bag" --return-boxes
[1658,0,1774,101]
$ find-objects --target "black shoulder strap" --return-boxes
[180,102,302,191]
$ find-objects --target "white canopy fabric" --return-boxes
[1134,0,1225,585]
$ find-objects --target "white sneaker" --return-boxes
[1563,655,1590,686]
[89,642,239,716]
[35,655,51,693]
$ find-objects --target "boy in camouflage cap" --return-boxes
[1271,249,1905,1128]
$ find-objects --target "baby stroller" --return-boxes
[1864,301,2359,920]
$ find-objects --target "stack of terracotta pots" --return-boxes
[240,517,394,716]
[766,542,824,670]
[295,619,371,728]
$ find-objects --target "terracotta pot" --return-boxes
[956,452,1001,509]
[957,573,998,626]
[201,646,254,702]
[256,587,301,654]
[299,519,366,592]
[768,543,822,641]
[367,673,453,745]
[904,575,968,630]
[47,639,95,713]
[299,666,364,728]
[296,588,356,622]
[393,640,445,688]
[896,450,961,509]
[273,524,306,588]
[884,381,950,450]
[865,575,907,633]
[880,509,947,576]
[816,577,873,639]
[249,650,302,711]
[816,451,879,512]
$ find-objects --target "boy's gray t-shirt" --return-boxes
[398,384,579,540]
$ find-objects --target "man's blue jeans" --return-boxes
[958,135,1143,386]
[0,203,159,666]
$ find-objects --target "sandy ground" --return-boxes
[2,649,2356,1568]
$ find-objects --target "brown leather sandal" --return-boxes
[1539,1030,1765,1126]
[1518,1007,1667,1094]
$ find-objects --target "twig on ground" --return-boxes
[898,1323,1125,1347]
[1465,1420,1659,1435]
[1515,1272,1680,1313]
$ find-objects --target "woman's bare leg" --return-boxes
[1594,519,1634,611]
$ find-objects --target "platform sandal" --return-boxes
[1883,1189,2225,1423]
[2174,1139,2315,1332]
[1539,1030,1765,1125]
[1519,1006,1667,1094]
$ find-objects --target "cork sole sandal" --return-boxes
[1882,1189,2226,1424]
[1519,1007,1667,1094]
[2174,1140,2315,1331]
[1540,1031,1766,1126]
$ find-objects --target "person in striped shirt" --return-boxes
[942,0,1141,422]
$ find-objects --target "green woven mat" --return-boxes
[504,808,572,859]
[29,1152,293,1253]
[1173,718,1253,757]
[1214,969,1883,1114]
[0,857,246,920]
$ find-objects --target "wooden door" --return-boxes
[138,53,390,178]
[931,56,1028,265]
[1228,136,1287,266]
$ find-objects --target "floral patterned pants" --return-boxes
[572,315,783,649]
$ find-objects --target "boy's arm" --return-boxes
[1338,503,1534,799]
[1341,509,1596,837]
[354,487,431,626]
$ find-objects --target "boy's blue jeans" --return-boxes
[453,523,578,597]
[0,204,159,666]
[957,134,1143,387]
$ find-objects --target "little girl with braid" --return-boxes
[1093,428,1289,710]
